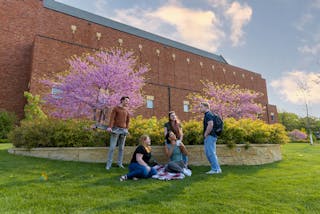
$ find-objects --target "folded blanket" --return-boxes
[152,165,185,180]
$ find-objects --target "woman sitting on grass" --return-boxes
[120,134,157,181]
[164,131,191,176]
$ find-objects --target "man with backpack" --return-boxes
[200,102,222,174]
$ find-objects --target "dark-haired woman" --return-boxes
[164,111,188,165]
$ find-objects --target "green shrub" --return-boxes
[126,116,166,146]
[268,123,290,144]
[23,92,47,121]
[8,116,289,148]
[182,120,203,145]
[217,118,247,147]
[0,109,17,141]
[8,119,107,148]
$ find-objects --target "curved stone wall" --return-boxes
[8,144,281,166]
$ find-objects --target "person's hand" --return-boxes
[106,127,112,132]
[146,166,151,172]
[176,140,181,146]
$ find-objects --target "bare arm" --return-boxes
[164,142,176,159]
[204,121,213,138]
[136,153,151,172]
[164,127,168,137]
[180,127,183,141]
[179,143,188,156]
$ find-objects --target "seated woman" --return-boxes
[120,135,157,181]
[164,111,188,165]
[164,131,191,176]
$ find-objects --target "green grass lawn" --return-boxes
[1,143,320,214]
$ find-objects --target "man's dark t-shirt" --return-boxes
[203,111,217,137]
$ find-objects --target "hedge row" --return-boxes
[8,116,289,148]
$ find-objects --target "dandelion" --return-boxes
[40,172,48,181]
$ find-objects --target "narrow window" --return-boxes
[183,101,189,112]
[52,87,62,99]
[270,112,275,121]
[146,95,154,109]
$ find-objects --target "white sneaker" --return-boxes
[105,165,110,170]
[119,175,127,181]
[182,168,192,176]
[118,164,125,169]
[206,170,221,174]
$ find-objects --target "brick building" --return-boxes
[0,0,278,123]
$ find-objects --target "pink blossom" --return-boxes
[42,48,149,118]
[189,81,264,119]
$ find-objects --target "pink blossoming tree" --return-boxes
[288,129,307,141]
[43,48,149,120]
[188,81,264,119]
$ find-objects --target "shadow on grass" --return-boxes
[0,143,282,208]
[86,160,282,212]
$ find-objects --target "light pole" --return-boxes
[296,79,313,145]
[305,101,313,145]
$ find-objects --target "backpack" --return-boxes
[212,113,224,136]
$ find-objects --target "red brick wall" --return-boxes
[0,0,42,117]
[0,0,277,123]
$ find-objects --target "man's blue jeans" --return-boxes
[127,162,157,179]
[106,132,126,168]
[204,135,221,172]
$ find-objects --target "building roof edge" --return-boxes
[43,0,227,63]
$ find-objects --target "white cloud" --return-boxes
[103,0,252,52]
[312,0,320,9]
[295,13,313,31]
[111,2,225,52]
[298,43,320,55]
[225,2,252,46]
[150,5,225,51]
[93,0,108,16]
[271,71,320,104]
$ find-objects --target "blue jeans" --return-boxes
[204,135,221,172]
[106,133,126,168]
[127,162,157,179]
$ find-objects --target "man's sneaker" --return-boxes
[132,177,139,181]
[105,165,111,170]
[118,164,125,169]
[182,168,192,176]
[119,175,127,181]
[206,170,222,174]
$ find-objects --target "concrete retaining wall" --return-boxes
[8,144,282,166]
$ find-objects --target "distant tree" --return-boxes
[43,48,149,119]
[278,112,300,131]
[278,111,320,133]
[188,81,264,119]
[299,116,320,133]
[23,91,47,121]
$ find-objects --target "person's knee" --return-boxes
[141,168,149,177]
[108,146,115,152]
[148,167,157,177]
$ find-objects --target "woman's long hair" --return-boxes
[140,134,151,153]
[168,111,182,139]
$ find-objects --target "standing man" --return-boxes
[106,96,130,170]
[200,102,222,174]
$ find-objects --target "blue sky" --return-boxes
[56,0,320,117]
